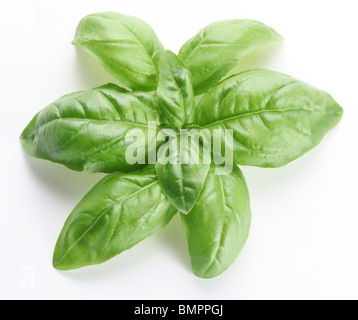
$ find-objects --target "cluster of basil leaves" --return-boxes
[20,12,343,278]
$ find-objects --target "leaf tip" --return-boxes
[52,251,76,271]
[52,257,65,271]
[72,34,82,46]
[271,30,284,43]
[20,115,38,157]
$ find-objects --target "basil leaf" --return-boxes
[181,165,251,279]
[179,19,283,95]
[53,166,177,270]
[73,12,164,91]
[156,50,196,129]
[198,69,344,168]
[156,131,210,214]
[20,84,159,173]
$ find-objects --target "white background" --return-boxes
[0,0,357,300]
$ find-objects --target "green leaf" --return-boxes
[181,165,251,279]
[73,12,164,91]
[179,19,283,95]
[20,84,159,173]
[198,69,344,168]
[156,50,196,129]
[156,131,210,214]
[53,166,177,271]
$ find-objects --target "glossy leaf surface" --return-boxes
[181,165,251,278]
[20,84,159,173]
[73,12,164,91]
[156,131,210,214]
[53,167,177,270]
[198,69,343,168]
[157,50,196,129]
[179,19,283,95]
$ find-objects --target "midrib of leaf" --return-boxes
[35,117,156,160]
[176,165,186,211]
[180,35,246,63]
[119,195,167,245]
[98,91,157,122]
[203,174,226,275]
[37,117,156,130]
[88,50,155,78]
[169,63,186,127]
[203,108,321,129]
[100,194,168,258]
[91,15,156,69]
[182,41,270,75]
[183,163,210,215]
[215,78,296,121]
[56,180,159,265]
[181,21,274,64]
[197,73,259,121]
[180,34,205,64]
